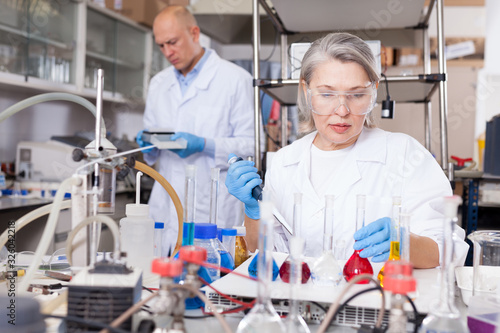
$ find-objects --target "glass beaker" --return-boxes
[468,230,500,298]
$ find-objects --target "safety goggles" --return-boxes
[307,83,377,116]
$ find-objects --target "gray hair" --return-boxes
[297,32,380,134]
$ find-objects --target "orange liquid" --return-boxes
[378,241,400,287]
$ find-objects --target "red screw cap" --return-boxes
[151,258,183,277]
[178,246,207,263]
[383,261,416,294]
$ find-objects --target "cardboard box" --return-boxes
[395,48,423,67]
[105,0,189,28]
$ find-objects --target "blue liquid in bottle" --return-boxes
[220,250,235,277]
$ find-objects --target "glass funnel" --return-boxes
[311,195,343,286]
[343,195,373,284]
[420,195,469,333]
[280,193,311,284]
[236,200,286,333]
[378,196,402,287]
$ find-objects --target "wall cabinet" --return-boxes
[0,0,153,103]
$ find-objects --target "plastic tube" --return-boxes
[66,214,121,267]
[0,200,72,250]
[0,92,106,136]
[133,161,183,258]
[18,176,82,293]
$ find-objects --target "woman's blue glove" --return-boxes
[136,130,155,154]
[225,154,262,220]
[353,217,391,262]
[169,132,205,158]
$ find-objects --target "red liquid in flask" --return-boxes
[279,260,311,284]
[343,250,373,284]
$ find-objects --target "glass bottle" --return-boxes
[419,195,469,333]
[378,196,402,287]
[234,226,250,268]
[280,193,311,284]
[193,223,221,282]
[236,200,286,333]
[311,195,342,286]
[343,194,374,284]
[182,165,196,246]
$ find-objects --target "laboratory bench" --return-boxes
[24,253,469,333]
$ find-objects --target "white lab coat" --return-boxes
[266,127,469,266]
[143,50,255,251]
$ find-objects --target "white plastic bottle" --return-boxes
[120,171,154,276]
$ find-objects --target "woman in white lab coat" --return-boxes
[226,32,469,268]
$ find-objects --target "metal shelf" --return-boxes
[271,0,426,33]
[258,75,441,106]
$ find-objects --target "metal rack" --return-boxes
[251,0,450,175]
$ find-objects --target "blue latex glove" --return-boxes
[225,153,262,220]
[169,132,205,158]
[136,130,155,154]
[353,217,391,262]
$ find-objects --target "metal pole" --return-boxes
[253,0,262,171]
[423,23,432,152]
[280,33,288,147]
[436,0,449,174]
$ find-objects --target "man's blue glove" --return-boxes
[169,132,205,158]
[136,130,155,154]
[353,217,391,262]
[225,153,262,220]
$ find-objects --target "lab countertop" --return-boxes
[0,196,54,212]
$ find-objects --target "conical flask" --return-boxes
[279,193,311,284]
[311,194,342,286]
[378,196,402,287]
[209,167,233,275]
[236,199,286,333]
[343,194,373,284]
[419,195,469,333]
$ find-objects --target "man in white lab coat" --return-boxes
[226,32,469,268]
[137,6,254,253]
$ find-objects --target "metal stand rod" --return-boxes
[253,0,262,171]
[436,0,449,174]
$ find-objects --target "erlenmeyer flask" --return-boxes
[378,197,402,287]
[284,236,311,333]
[419,195,469,333]
[209,168,234,276]
[236,200,286,333]
[280,193,311,284]
[343,195,373,284]
[311,195,342,286]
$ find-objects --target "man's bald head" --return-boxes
[154,5,198,31]
[153,5,204,76]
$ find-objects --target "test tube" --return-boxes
[182,165,196,246]
[209,168,219,224]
